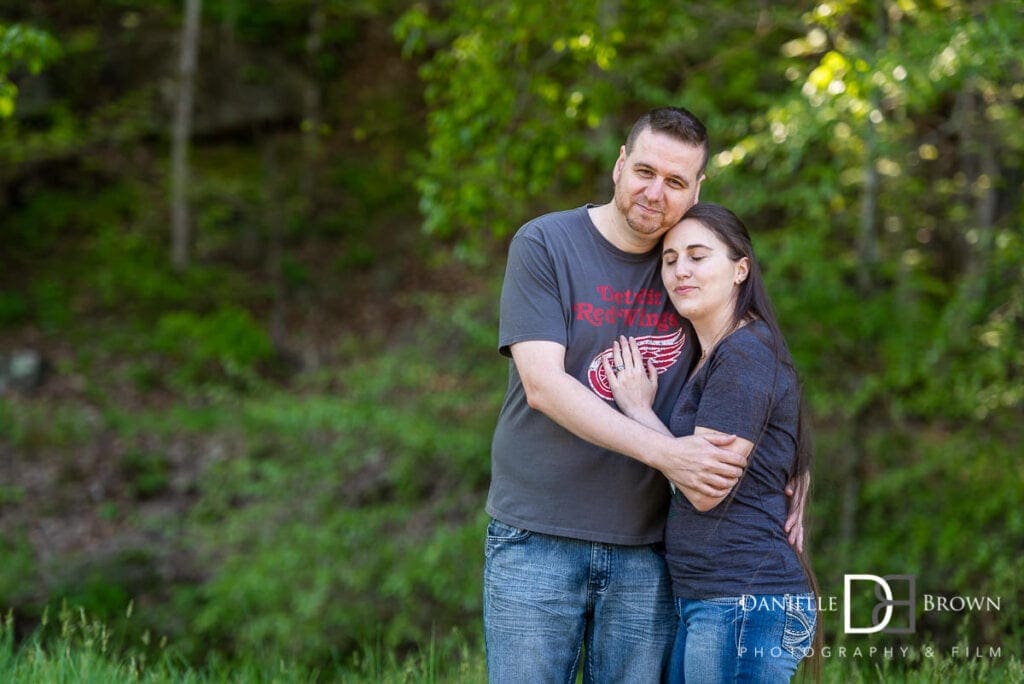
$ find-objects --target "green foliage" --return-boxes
[813,427,1024,648]
[53,571,133,626]
[0,0,1022,677]
[0,23,61,117]
[0,533,35,607]
[180,296,504,667]
[396,0,806,240]
[0,604,316,683]
[0,181,252,333]
[395,0,625,239]
[0,290,30,326]
[0,400,94,452]
[120,450,172,500]
[151,307,275,389]
[821,650,1024,683]
[0,604,490,682]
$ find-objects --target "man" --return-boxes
[484,107,750,682]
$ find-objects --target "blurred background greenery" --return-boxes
[0,0,1021,680]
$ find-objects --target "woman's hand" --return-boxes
[602,335,659,420]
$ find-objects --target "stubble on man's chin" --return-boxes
[625,209,668,237]
[615,194,670,239]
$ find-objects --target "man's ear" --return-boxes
[612,145,626,185]
[693,173,705,205]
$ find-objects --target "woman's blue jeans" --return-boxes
[483,518,676,683]
[669,593,816,683]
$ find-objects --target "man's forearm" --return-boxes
[523,368,678,470]
[525,371,742,498]
[510,340,744,496]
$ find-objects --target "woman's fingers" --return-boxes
[612,339,624,371]
[608,336,658,383]
[627,337,646,370]
[613,338,629,373]
[601,354,617,383]
[619,335,644,370]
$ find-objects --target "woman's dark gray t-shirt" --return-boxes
[665,320,810,598]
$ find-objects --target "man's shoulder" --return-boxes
[514,205,591,241]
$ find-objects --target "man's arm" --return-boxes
[510,340,746,498]
[784,473,810,553]
[687,427,753,511]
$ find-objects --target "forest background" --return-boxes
[1,0,1022,681]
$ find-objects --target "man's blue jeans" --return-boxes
[669,593,816,683]
[483,518,675,683]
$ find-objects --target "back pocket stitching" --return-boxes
[782,598,814,658]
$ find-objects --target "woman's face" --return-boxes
[660,218,749,324]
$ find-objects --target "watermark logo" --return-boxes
[844,574,916,634]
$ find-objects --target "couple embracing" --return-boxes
[484,107,820,683]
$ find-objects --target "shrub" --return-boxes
[152,306,274,388]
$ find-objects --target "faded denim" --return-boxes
[669,593,816,683]
[484,518,675,683]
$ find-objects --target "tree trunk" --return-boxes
[171,0,202,272]
[840,2,887,550]
[856,2,885,295]
[593,0,619,201]
[856,99,879,295]
[964,86,999,287]
[939,83,1000,345]
[302,1,325,204]
[264,138,287,354]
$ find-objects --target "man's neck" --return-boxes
[588,203,659,254]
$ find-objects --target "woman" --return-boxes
[602,202,819,683]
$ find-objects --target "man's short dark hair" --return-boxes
[624,107,710,175]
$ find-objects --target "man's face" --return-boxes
[612,128,705,241]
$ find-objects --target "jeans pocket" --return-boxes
[781,594,816,659]
[485,518,532,559]
[704,596,742,606]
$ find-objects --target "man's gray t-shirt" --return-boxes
[487,206,696,545]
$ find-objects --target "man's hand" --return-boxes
[784,472,810,553]
[663,432,746,502]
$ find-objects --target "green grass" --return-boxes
[3,606,1020,684]
[0,607,487,683]
[820,651,1024,683]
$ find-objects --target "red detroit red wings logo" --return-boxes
[588,328,686,400]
